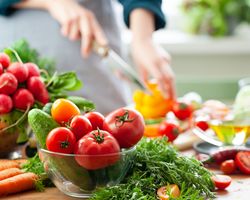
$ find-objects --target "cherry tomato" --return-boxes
[158,122,180,142]
[220,160,236,174]
[157,184,180,200]
[195,121,209,131]
[235,151,250,175]
[46,127,76,154]
[70,115,92,140]
[51,99,80,125]
[212,175,232,190]
[103,108,144,148]
[74,130,120,170]
[84,111,105,130]
[172,101,192,120]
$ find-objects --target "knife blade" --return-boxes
[93,42,150,93]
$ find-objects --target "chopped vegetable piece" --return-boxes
[212,175,232,190]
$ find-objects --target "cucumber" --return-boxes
[28,109,95,190]
[28,109,59,149]
[66,96,95,112]
[42,103,53,115]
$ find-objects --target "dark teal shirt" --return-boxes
[0,0,166,30]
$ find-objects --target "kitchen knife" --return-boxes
[93,42,150,93]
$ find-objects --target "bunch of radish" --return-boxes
[0,52,49,114]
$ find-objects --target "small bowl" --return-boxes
[209,119,250,146]
[38,147,136,198]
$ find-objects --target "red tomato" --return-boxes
[74,130,120,170]
[172,101,192,120]
[220,160,236,175]
[235,152,250,175]
[212,175,232,190]
[158,122,180,142]
[70,115,93,140]
[84,111,105,130]
[157,184,180,200]
[195,121,209,131]
[103,108,144,148]
[46,127,76,154]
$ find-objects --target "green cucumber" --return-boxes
[28,109,59,149]
[28,108,95,190]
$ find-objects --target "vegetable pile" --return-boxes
[29,99,145,170]
[0,52,49,114]
[0,40,94,147]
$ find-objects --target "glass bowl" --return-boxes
[38,146,136,198]
[209,119,250,146]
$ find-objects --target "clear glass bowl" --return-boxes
[38,147,136,198]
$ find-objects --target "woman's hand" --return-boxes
[46,0,107,57]
[132,39,176,99]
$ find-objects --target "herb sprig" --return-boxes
[91,138,215,200]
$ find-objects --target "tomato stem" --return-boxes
[60,141,70,149]
[92,128,105,144]
[115,110,134,127]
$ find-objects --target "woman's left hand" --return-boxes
[132,39,176,99]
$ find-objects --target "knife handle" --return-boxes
[92,41,109,58]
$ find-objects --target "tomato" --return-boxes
[235,151,250,175]
[51,99,80,125]
[195,120,209,131]
[158,122,180,142]
[172,101,192,120]
[46,127,76,154]
[212,175,232,190]
[70,115,92,140]
[220,160,236,175]
[103,108,145,148]
[84,111,105,130]
[157,184,180,200]
[74,130,120,170]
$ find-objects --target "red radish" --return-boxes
[0,73,18,95]
[12,89,34,110]
[27,77,49,105]
[0,94,13,114]
[7,62,28,83]
[0,53,10,68]
[0,64,3,75]
[25,63,40,78]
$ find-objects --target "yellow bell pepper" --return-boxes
[133,81,173,119]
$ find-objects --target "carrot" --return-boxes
[0,172,38,196]
[0,160,20,171]
[0,168,23,181]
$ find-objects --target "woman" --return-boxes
[0,0,175,114]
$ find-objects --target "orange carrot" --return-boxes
[0,168,23,181]
[0,172,38,196]
[0,160,20,171]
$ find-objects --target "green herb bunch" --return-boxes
[181,0,250,37]
[91,138,215,200]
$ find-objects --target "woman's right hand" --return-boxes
[45,0,107,57]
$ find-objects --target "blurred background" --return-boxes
[115,0,250,102]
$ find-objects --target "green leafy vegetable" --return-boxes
[21,154,53,191]
[91,138,215,200]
